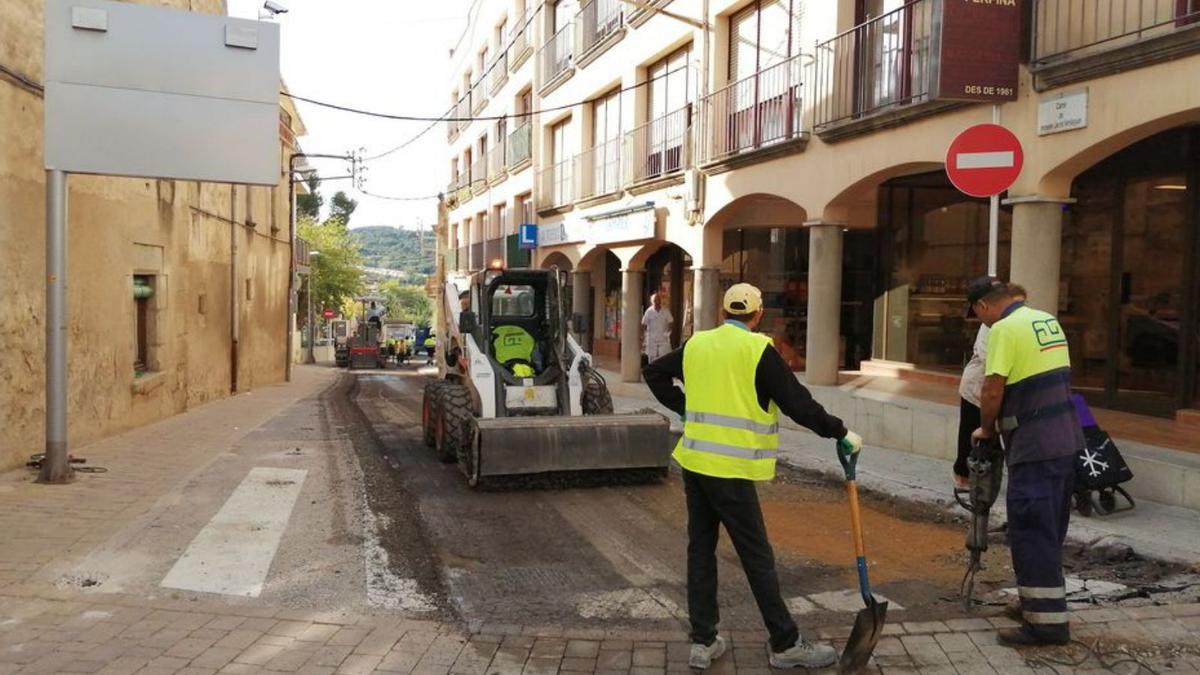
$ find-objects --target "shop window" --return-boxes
[133,275,157,375]
[721,228,810,370]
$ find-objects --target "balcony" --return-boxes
[488,55,508,95]
[812,0,949,141]
[446,104,459,142]
[697,54,805,169]
[455,96,471,134]
[510,13,534,72]
[627,0,671,28]
[445,175,463,208]
[457,246,468,272]
[294,237,312,270]
[1032,0,1200,90]
[470,77,488,115]
[507,123,532,170]
[539,23,575,94]
[576,137,623,202]
[624,106,690,188]
[537,158,576,213]
[488,142,507,184]
[471,153,489,195]
[576,0,625,67]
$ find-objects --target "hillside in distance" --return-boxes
[350,226,436,278]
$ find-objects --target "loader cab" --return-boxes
[477,270,564,386]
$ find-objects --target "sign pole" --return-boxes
[988,105,1001,277]
[40,169,72,483]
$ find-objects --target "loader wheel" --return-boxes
[422,381,449,448]
[459,417,483,489]
[435,384,473,464]
[581,367,614,415]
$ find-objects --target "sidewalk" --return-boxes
[599,368,1200,566]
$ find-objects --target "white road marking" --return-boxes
[955,151,1015,170]
[575,588,683,620]
[808,589,904,613]
[161,467,307,597]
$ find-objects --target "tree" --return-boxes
[381,280,434,328]
[296,174,323,220]
[298,216,364,320]
[329,191,358,226]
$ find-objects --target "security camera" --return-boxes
[262,1,289,15]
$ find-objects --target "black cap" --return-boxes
[965,276,1006,317]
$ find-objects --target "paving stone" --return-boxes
[522,657,561,675]
[336,653,384,674]
[146,655,191,670]
[1168,603,1200,618]
[565,640,600,659]
[943,619,992,633]
[933,633,976,654]
[353,629,401,656]
[531,639,567,659]
[984,617,1019,629]
[631,648,664,668]
[596,649,632,671]
[59,659,108,673]
[630,668,667,675]
[298,624,341,643]
[1122,605,1175,620]
[903,622,950,635]
[205,616,247,632]
[192,646,242,669]
[600,640,632,651]
[166,636,218,659]
[235,641,288,666]
[309,645,355,668]
[412,664,453,675]
[271,621,313,638]
[560,656,596,672]
[1072,608,1125,624]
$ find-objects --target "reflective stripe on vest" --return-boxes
[673,323,780,481]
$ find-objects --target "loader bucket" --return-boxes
[472,412,673,479]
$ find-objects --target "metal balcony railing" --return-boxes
[471,153,488,194]
[812,0,935,131]
[470,77,488,115]
[510,13,534,71]
[577,0,623,58]
[446,104,459,141]
[537,158,576,209]
[625,106,690,185]
[1032,0,1200,65]
[576,137,623,200]
[294,237,311,268]
[470,242,483,270]
[539,23,575,88]
[698,54,804,164]
[455,96,471,134]
[488,142,507,181]
[488,55,508,94]
[507,123,532,167]
[457,246,468,271]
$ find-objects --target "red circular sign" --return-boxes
[322,308,335,319]
[945,124,1024,198]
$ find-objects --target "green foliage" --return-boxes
[380,280,434,328]
[350,226,436,277]
[298,216,364,316]
[330,191,358,226]
[296,174,322,220]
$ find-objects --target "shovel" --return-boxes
[836,439,888,674]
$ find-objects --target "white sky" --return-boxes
[228,0,473,231]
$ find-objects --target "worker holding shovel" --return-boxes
[644,283,863,670]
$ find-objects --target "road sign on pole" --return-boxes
[945,123,1024,199]
[322,308,335,319]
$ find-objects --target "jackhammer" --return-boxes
[954,437,1004,611]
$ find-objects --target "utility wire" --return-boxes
[357,189,441,202]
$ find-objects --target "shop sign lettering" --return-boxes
[587,205,657,246]
[538,219,587,247]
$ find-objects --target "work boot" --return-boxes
[996,622,1070,647]
[688,636,726,670]
[767,637,838,669]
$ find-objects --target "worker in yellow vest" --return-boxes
[643,283,862,670]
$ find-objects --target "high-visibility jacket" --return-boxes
[673,322,779,481]
[492,325,536,366]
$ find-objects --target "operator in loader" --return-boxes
[492,324,539,378]
[643,283,863,670]
[968,276,1083,647]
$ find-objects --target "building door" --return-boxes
[1063,127,1199,417]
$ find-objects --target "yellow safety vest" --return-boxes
[673,322,780,481]
[492,325,536,365]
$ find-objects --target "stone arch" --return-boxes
[576,245,613,271]
[1038,109,1200,196]
[538,250,577,270]
[819,161,943,224]
[700,193,808,266]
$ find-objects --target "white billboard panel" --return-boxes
[44,0,280,185]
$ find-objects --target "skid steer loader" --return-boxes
[420,264,672,488]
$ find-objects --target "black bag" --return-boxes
[1075,426,1134,491]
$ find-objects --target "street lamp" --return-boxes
[306,250,320,364]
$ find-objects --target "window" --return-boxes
[492,285,536,317]
[133,275,156,374]
[496,18,508,51]
[519,88,533,116]
[517,193,533,225]
[642,44,693,178]
[495,202,510,236]
[550,118,574,205]
[648,45,693,120]
[729,0,799,81]
[590,89,622,195]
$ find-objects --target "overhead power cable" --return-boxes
[357,189,441,202]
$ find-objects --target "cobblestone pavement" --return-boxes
[2,591,1200,674]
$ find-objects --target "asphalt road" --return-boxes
[348,366,993,634]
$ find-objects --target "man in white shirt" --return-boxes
[641,292,674,362]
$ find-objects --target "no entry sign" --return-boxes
[322,308,335,319]
[945,124,1024,198]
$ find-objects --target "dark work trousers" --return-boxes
[682,469,799,652]
[1007,454,1074,630]
[955,398,981,478]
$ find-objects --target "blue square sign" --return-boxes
[518,223,537,250]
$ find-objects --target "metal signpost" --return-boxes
[945,120,1025,277]
[40,0,280,482]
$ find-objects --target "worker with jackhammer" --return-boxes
[643,283,862,670]
[968,276,1083,647]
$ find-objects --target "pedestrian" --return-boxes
[424,334,436,365]
[641,292,674,364]
[955,284,1026,488]
[643,282,862,670]
[968,276,1082,647]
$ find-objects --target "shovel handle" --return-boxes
[845,479,874,606]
